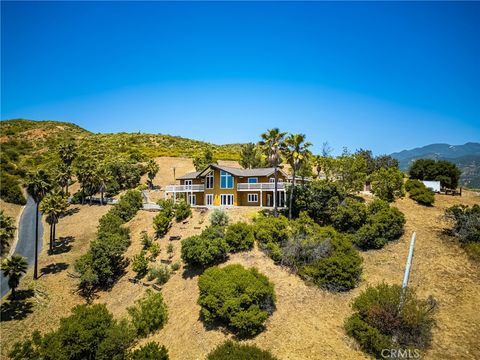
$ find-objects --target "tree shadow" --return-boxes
[62,207,80,217]
[0,289,34,322]
[40,262,69,276]
[197,311,264,340]
[182,266,204,279]
[50,236,75,255]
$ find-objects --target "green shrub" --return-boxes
[331,198,367,233]
[153,212,173,238]
[0,173,26,205]
[370,167,405,202]
[148,242,160,259]
[147,265,171,285]
[209,208,230,227]
[181,227,228,268]
[198,264,276,337]
[111,190,143,222]
[345,283,436,358]
[10,304,135,360]
[128,289,168,338]
[129,342,169,360]
[299,232,362,291]
[132,251,149,278]
[224,222,255,252]
[207,340,277,360]
[157,199,175,217]
[354,200,405,250]
[253,215,290,262]
[405,179,435,206]
[170,262,181,272]
[174,201,192,222]
[141,231,153,249]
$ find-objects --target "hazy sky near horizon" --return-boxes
[2,1,479,155]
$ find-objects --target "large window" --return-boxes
[248,193,258,203]
[248,177,258,183]
[206,194,214,206]
[220,170,234,189]
[206,171,214,189]
[220,194,234,206]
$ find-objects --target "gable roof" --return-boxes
[176,171,201,180]
[197,164,287,178]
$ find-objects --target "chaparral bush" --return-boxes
[345,283,436,359]
[132,250,149,278]
[129,342,169,360]
[445,204,480,260]
[207,340,277,360]
[128,289,168,338]
[198,264,276,337]
[225,222,255,252]
[181,226,228,268]
[252,214,290,262]
[209,208,230,227]
[354,200,405,250]
[0,173,26,205]
[147,265,171,285]
[405,179,435,206]
[153,199,175,237]
[331,198,367,233]
[174,200,192,222]
[110,190,143,222]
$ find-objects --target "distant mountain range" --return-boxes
[390,142,480,188]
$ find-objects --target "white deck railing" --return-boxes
[165,184,205,192]
[237,182,287,191]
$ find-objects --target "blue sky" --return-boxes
[1,1,479,155]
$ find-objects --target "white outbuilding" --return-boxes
[422,180,441,193]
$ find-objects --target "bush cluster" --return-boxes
[409,158,461,189]
[207,341,277,360]
[445,204,480,260]
[75,190,143,295]
[174,200,192,222]
[405,179,435,206]
[127,289,168,338]
[0,173,26,205]
[153,199,175,237]
[224,222,255,252]
[345,283,436,358]
[147,265,171,285]
[181,226,228,267]
[198,264,276,337]
[129,342,169,360]
[354,200,406,250]
[210,208,230,227]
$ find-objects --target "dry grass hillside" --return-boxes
[1,157,479,359]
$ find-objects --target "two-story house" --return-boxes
[164,164,289,207]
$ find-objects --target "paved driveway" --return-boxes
[1,196,43,299]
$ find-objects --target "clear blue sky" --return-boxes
[2,1,479,155]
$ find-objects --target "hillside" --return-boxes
[391,142,480,188]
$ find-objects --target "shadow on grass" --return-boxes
[50,236,75,255]
[182,266,204,279]
[0,289,34,322]
[40,262,69,276]
[63,207,80,217]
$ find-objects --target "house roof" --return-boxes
[197,164,287,178]
[176,171,201,180]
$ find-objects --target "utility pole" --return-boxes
[399,232,416,310]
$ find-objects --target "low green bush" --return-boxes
[170,262,181,272]
[405,179,435,206]
[147,265,171,285]
[252,214,290,262]
[132,251,149,278]
[148,242,160,259]
[111,190,143,222]
[141,231,153,249]
[345,283,436,358]
[331,198,367,233]
[198,264,276,337]
[224,222,255,252]
[174,201,191,222]
[209,208,230,227]
[128,289,168,338]
[153,212,173,238]
[207,340,277,360]
[181,226,228,268]
[129,342,169,360]
[0,173,26,205]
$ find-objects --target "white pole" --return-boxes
[399,232,416,309]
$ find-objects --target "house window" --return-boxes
[220,170,233,189]
[206,171,214,189]
[248,178,258,183]
[220,194,234,206]
[248,193,258,203]
[269,177,275,183]
[187,194,196,206]
[206,194,214,206]
[185,179,192,189]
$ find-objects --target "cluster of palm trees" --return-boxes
[258,128,312,219]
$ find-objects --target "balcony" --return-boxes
[165,184,205,192]
[237,182,287,191]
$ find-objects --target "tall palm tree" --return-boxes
[76,161,97,204]
[26,170,52,280]
[0,211,16,254]
[56,163,72,196]
[283,134,312,219]
[313,155,322,178]
[58,142,77,167]
[40,189,68,252]
[1,255,28,298]
[146,159,159,190]
[258,128,286,217]
[96,166,111,205]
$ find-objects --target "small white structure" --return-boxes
[422,180,441,193]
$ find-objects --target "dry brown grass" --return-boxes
[1,178,479,359]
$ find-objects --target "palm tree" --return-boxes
[1,255,28,298]
[283,134,312,219]
[0,211,16,254]
[40,189,68,252]
[76,161,97,204]
[26,170,52,279]
[56,163,72,196]
[146,159,159,190]
[313,155,322,178]
[258,128,286,217]
[58,142,77,167]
